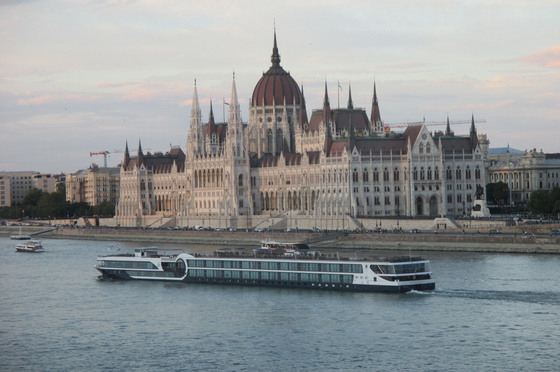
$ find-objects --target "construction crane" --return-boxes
[89,148,153,168]
[89,151,110,167]
[384,118,486,130]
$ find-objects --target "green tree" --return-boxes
[528,190,550,215]
[21,188,43,207]
[486,182,509,205]
[550,186,560,215]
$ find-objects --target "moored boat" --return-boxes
[11,226,31,240]
[15,240,44,253]
[95,246,435,293]
[11,235,31,240]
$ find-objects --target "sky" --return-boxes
[1,0,559,174]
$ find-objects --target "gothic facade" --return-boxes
[115,33,490,228]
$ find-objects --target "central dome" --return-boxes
[251,33,301,107]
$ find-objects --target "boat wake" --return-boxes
[433,288,560,305]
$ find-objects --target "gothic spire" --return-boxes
[322,80,331,125]
[371,81,382,131]
[228,72,242,133]
[323,80,330,107]
[123,140,130,168]
[445,114,451,135]
[347,83,354,109]
[470,113,477,136]
[299,84,308,127]
[191,79,201,122]
[208,99,216,134]
[470,113,478,149]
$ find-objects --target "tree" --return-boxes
[486,182,509,205]
[528,190,551,215]
[22,188,43,207]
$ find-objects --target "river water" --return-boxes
[1,237,559,371]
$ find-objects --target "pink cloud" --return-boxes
[520,45,560,69]
[17,93,101,105]
[17,95,55,105]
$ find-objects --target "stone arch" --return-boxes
[429,195,438,217]
[416,196,424,216]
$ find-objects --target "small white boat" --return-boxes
[15,240,44,253]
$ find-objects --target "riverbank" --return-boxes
[2,226,559,254]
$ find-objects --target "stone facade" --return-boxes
[0,171,56,206]
[115,33,489,228]
[488,147,560,205]
[66,165,120,206]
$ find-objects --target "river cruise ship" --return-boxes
[95,247,435,293]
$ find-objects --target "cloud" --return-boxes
[17,93,101,106]
[97,82,139,88]
[520,45,560,69]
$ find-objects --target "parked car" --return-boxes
[254,228,263,232]
[410,229,421,234]
[489,229,501,234]
[550,229,560,237]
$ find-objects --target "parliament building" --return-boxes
[115,33,490,229]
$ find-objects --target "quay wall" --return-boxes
[3,226,559,254]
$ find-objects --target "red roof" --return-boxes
[251,33,301,107]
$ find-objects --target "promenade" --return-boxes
[3,225,559,254]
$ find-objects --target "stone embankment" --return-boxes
[2,226,558,254]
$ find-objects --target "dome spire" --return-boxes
[271,28,281,68]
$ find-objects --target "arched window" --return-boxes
[238,174,244,187]
[394,168,399,181]
[373,168,379,182]
[420,167,425,180]
[426,142,431,154]
[419,142,424,154]
[363,168,369,182]
[413,167,418,181]
[267,129,273,152]
[427,167,432,180]
[383,168,389,182]
[276,128,283,153]
[456,167,462,180]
